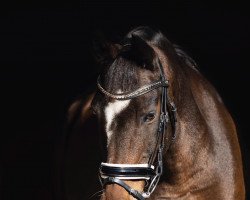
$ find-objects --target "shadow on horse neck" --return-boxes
[61,27,245,200]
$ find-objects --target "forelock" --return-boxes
[102,56,140,94]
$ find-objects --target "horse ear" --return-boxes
[130,34,156,71]
[92,33,121,67]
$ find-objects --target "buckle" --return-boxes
[161,80,169,87]
[160,113,169,123]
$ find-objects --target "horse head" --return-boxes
[91,27,178,199]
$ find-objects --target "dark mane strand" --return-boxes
[173,44,198,69]
[124,26,198,70]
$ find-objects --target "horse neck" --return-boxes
[163,64,215,184]
[161,63,245,199]
[155,47,242,190]
[168,65,205,164]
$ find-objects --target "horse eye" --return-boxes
[143,112,156,123]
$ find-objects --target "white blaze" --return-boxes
[104,99,130,146]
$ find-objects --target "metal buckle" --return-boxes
[161,80,169,87]
[160,113,169,123]
[144,173,161,197]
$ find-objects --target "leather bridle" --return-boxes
[97,59,177,200]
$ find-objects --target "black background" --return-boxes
[0,1,249,199]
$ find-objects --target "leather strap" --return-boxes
[103,177,145,200]
[100,165,155,178]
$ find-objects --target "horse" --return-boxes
[62,26,245,200]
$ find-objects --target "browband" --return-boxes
[97,76,169,100]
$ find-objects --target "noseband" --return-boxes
[97,59,177,200]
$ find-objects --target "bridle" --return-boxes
[96,59,177,200]
[97,59,177,199]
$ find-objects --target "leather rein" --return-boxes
[96,59,177,200]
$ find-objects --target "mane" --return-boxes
[102,26,197,94]
[125,26,198,69]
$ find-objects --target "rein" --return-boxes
[97,59,177,199]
